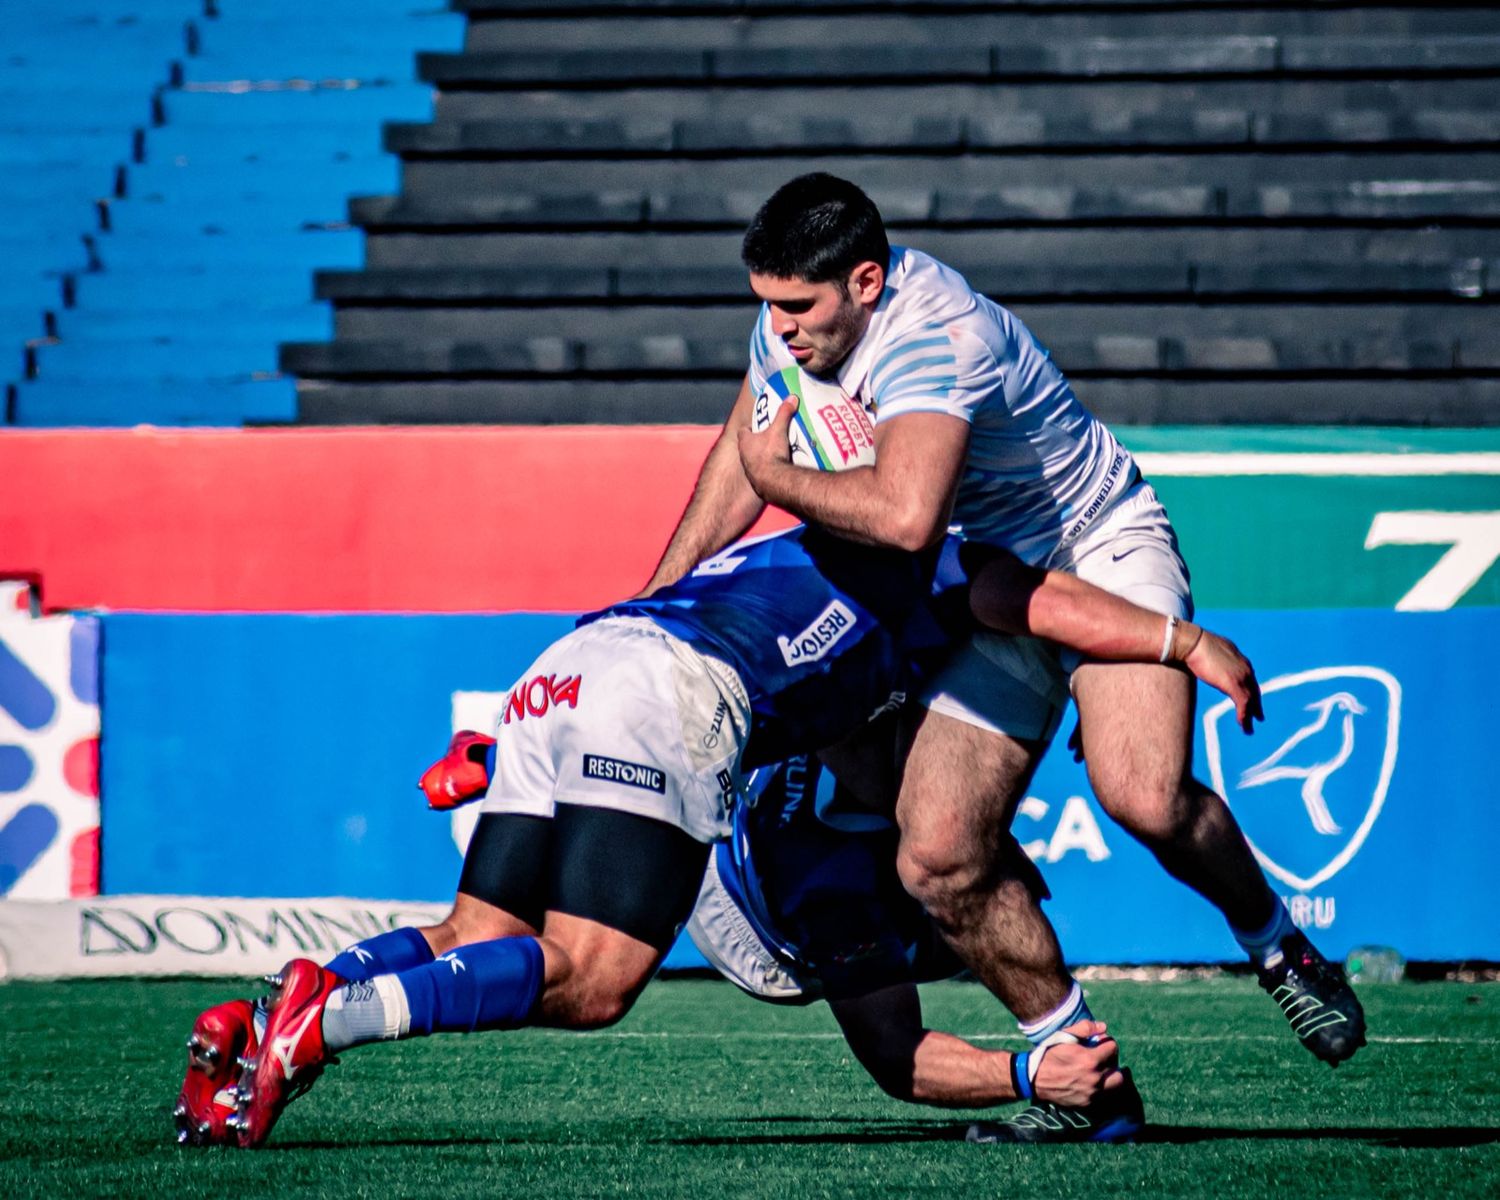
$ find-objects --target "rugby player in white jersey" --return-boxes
[642,175,1365,1139]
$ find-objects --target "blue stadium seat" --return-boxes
[72,268,319,310]
[0,162,119,197]
[0,236,93,273]
[0,89,151,126]
[39,2,197,14]
[1,3,471,425]
[144,122,389,161]
[12,377,298,427]
[158,86,433,128]
[97,230,363,270]
[0,129,137,163]
[0,273,67,309]
[53,305,331,342]
[31,337,283,380]
[126,156,399,204]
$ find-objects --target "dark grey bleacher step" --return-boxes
[418,37,1500,86]
[386,108,1500,156]
[1286,35,1500,72]
[284,333,1488,379]
[453,0,1497,12]
[455,0,1500,20]
[390,151,1500,203]
[359,186,1253,227]
[336,302,755,340]
[1057,335,1473,373]
[421,48,718,85]
[432,77,1500,124]
[357,180,1500,228]
[941,181,1500,221]
[294,375,1500,426]
[1077,377,1500,425]
[283,337,745,377]
[332,301,1500,346]
[295,377,729,424]
[459,8,1500,52]
[315,259,1499,303]
[316,265,612,301]
[1252,109,1500,147]
[360,226,1500,273]
[1190,259,1493,299]
[1248,181,1500,219]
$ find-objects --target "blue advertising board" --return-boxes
[100,608,1499,962]
[100,613,575,903]
[1029,608,1500,962]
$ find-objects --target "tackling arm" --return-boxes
[966,548,1264,732]
[828,984,1121,1109]
[738,402,969,552]
[638,374,767,597]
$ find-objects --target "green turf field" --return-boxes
[1,976,1495,1198]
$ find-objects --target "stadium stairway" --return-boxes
[285,0,1500,426]
[5,0,463,427]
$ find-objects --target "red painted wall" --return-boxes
[0,427,793,612]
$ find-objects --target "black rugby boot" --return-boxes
[966,1068,1144,1145]
[1258,929,1367,1065]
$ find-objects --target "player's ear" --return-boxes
[848,260,885,307]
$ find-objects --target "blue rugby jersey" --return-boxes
[586,525,974,768]
[715,755,958,999]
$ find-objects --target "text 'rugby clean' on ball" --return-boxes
[752,366,877,472]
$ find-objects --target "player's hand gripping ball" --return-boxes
[751,366,877,471]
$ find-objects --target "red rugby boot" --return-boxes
[419,730,496,810]
[235,959,343,1148]
[173,999,259,1146]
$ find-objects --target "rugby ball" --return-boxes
[751,365,877,471]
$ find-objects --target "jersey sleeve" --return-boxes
[747,305,775,395]
[869,319,998,426]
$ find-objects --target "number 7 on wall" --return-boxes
[1365,511,1500,610]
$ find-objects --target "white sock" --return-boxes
[1018,981,1091,1048]
[320,974,411,1051]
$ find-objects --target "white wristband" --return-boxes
[1159,614,1178,663]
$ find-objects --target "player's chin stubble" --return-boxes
[806,300,866,378]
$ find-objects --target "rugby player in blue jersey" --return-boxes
[643,175,1366,1128]
[687,751,1111,1137]
[180,524,1260,1148]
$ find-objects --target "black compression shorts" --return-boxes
[457,806,709,951]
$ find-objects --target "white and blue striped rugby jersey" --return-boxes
[748,246,1136,565]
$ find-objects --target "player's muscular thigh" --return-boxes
[896,710,1041,902]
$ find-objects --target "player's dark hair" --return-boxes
[741,173,890,286]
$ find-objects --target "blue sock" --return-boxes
[1019,980,1093,1047]
[398,937,545,1036]
[325,926,435,982]
[1232,899,1294,966]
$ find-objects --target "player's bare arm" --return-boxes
[966,548,1264,733]
[738,399,969,552]
[638,373,766,596]
[829,985,1121,1109]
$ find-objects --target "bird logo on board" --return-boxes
[1202,666,1401,893]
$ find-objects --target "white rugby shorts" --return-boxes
[479,617,750,844]
[920,481,1193,742]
